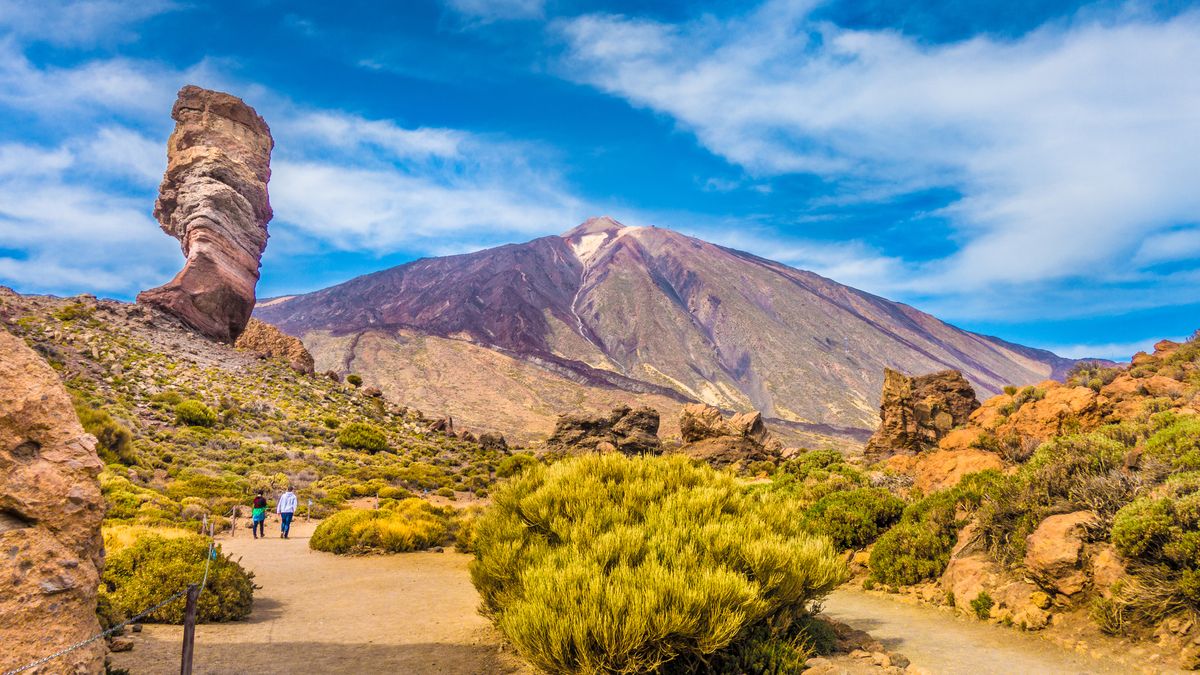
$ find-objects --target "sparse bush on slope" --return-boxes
[336,421,389,452]
[470,453,847,674]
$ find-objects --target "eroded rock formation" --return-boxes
[0,329,106,674]
[865,368,980,458]
[138,85,274,344]
[544,406,661,455]
[677,403,781,469]
[235,318,314,373]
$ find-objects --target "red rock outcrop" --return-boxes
[235,318,314,373]
[138,85,274,344]
[1025,511,1096,596]
[0,329,106,674]
[866,369,980,459]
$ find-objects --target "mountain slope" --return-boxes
[257,217,1077,444]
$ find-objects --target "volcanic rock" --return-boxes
[545,406,661,456]
[1025,511,1096,596]
[138,85,274,344]
[865,369,980,459]
[0,329,106,674]
[235,318,314,373]
[478,432,508,453]
[677,403,780,468]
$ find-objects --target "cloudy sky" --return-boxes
[0,0,1197,359]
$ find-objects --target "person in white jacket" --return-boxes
[277,487,298,539]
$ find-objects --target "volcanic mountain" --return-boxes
[256,217,1077,446]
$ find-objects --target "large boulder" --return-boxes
[677,403,780,469]
[0,329,106,674]
[545,406,661,456]
[865,369,979,459]
[886,447,1004,493]
[1025,511,1096,596]
[235,318,314,373]
[138,85,274,344]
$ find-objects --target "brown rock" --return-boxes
[427,417,454,434]
[362,386,383,399]
[138,85,274,343]
[235,318,314,373]
[941,554,1002,608]
[866,369,979,459]
[909,448,1003,493]
[1025,511,1096,596]
[0,329,106,674]
[1090,544,1126,598]
[994,383,1108,443]
[677,404,780,468]
[545,406,661,456]
[478,432,508,453]
[109,636,134,652]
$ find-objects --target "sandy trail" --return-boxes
[108,519,527,674]
[821,589,1183,675]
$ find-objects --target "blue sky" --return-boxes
[1,0,1198,359]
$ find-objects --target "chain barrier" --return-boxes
[3,532,220,675]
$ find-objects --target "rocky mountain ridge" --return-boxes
[257,217,1080,446]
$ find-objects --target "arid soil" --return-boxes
[108,519,528,674]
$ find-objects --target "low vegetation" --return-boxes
[99,526,254,625]
[310,498,453,554]
[470,453,847,674]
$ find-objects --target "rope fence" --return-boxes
[3,529,219,675]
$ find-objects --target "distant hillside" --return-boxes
[257,217,1080,446]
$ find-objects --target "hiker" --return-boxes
[277,486,298,539]
[251,490,268,539]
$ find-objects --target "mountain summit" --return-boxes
[256,219,1076,444]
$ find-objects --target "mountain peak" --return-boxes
[562,216,628,239]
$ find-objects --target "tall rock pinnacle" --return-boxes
[137,85,274,343]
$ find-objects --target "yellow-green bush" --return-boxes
[100,532,253,623]
[470,453,847,674]
[309,499,450,554]
[73,397,135,465]
[174,399,217,428]
[336,422,389,453]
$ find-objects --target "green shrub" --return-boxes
[1109,474,1200,618]
[869,471,1002,586]
[346,374,363,387]
[100,533,253,623]
[322,416,340,429]
[495,452,538,478]
[1143,416,1200,471]
[53,301,93,321]
[336,422,389,453]
[801,487,904,550]
[970,591,994,619]
[309,499,450,554]
[174,400,217,428]
[435,486,455,498]
[975,432,1134,566]
[73,397,134,464]
[470,454,847,674]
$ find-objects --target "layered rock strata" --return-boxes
[138,85,274,343]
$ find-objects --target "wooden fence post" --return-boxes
[180,583,199,675]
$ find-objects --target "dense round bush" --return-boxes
[346,374,363,387]
[1111,473,1200,610]
[336,422,389,452]
[1144,416,1200,471]
[495,452,538,478]
[100,532,254,623]
[802,487,905,550]
[73,398,134,464]
[310,499,450,554]
[174,399,217,428]
[470,453,847,674]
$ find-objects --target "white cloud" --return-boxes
[558,3,1200,298]
[441,0,545,22]
[1046,336,1188,361]
[0,142,176,295]
[0,0,177,46]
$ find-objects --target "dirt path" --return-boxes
[821,589,1182,675]
[108,520,528,674]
